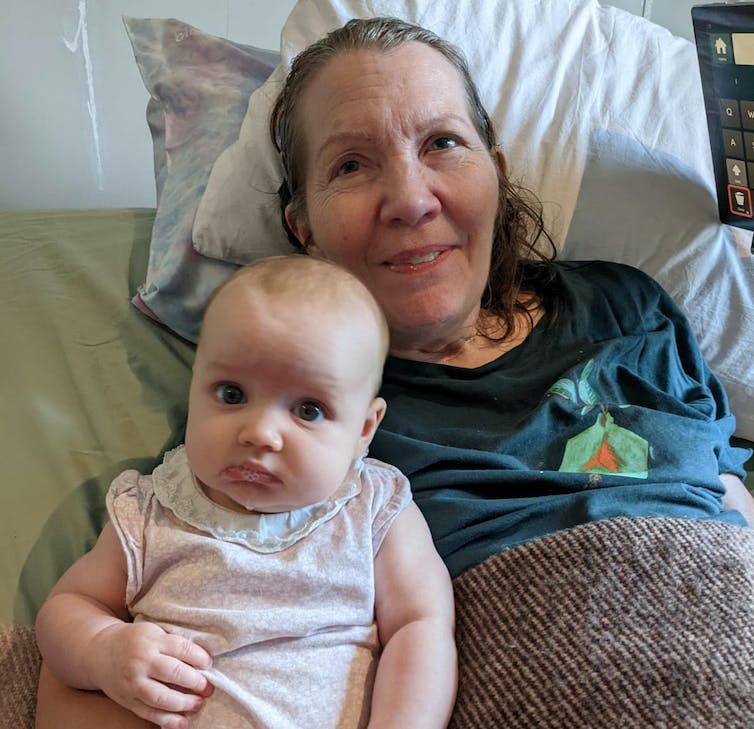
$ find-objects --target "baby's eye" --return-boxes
[338,159,360,176]
[294,401,325,422]
[214,383,245,405]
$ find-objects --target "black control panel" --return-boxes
[693,3,754,230]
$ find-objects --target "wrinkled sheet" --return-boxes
[0,209,194,624]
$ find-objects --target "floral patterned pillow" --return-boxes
[123,17,279,342]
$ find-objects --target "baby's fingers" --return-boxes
[139,675,206,712]
[131,691,198,729]
[162,634,213,670]
[153,653,212,696]
[114,678,205,729]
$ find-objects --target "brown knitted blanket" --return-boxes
[0,623,39,729]
[3,517,754,728]
[450,517,754,728]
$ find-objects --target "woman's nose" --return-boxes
[379,157,441,227]
[237,409,283,451]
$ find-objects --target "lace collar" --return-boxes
[152,446,362,553]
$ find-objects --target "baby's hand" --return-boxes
[90,621,213,729]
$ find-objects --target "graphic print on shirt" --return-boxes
[546,360,649,479]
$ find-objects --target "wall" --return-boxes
[602,0,696,41]
[0,0,725,209]
[1,0,296,209]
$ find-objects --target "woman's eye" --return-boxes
[294,401,325,422]
[430,136,458,151]
[338,159,360,176]
[214,383,245,405]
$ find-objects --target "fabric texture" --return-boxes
[0,208,195,628]
[123,17,279,341]
[189,0,754,439]
[449,516,754,728]
[0,623,39,729]
[107,447,412,728]
[372,260,751,578]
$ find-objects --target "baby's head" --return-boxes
[185,255,389,514]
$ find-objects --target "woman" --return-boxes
[36,16,753,728]
[270,17,753,574]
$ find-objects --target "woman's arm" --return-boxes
[35,664,155,729]
[721,472,754,526]
[369,502,457,729]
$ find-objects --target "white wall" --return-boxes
[0,0,713,209]
[604,0,754,44]
[1,0,296,209]
[601,0,696,41]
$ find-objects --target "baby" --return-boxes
[36,256,456,729]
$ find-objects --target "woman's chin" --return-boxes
[386,296,480,348]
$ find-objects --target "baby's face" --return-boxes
[185,282,385,514]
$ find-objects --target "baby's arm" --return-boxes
[369,501,457,729]
[35,523,212,729]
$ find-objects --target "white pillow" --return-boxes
[192,0,754,439]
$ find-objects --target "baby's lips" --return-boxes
[222,464,280,483]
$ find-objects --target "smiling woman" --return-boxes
[285,44,501,360]
[270,18,557,368]
[269,14,753,573]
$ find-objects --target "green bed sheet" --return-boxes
[1,208,751,627]
[1,209,194,624]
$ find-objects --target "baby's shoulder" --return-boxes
[107,464,159,515]
[359,457,412,509]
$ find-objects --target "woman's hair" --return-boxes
[270,16,559,339]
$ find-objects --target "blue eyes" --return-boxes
[294,401,325,422]
[215,383,245,405]
[213,386,325,423]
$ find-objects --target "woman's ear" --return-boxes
[355,396,387,456]
[284,204,325,257]
[285,203,310,246]
[494,146,507,177]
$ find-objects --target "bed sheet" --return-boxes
[0,209,194,625]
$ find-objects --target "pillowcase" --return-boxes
[190,0,754,439]
[123,17,279,342]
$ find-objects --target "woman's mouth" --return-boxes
[385,247,451,271]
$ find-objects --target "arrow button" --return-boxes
[726,157,748,186]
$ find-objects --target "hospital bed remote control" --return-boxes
[693,3,754,233]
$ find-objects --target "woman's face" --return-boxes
[286,42,501,351]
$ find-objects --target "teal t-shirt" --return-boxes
[371,261,750,578]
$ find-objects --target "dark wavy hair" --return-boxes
[270,16,559,340]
